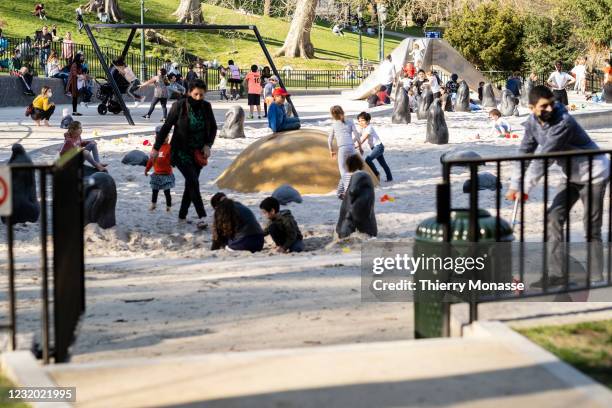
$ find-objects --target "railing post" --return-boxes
[7,215,15,351]
[40,169,50,364]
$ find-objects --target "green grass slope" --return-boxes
[0,1,407,69]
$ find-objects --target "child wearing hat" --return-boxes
[263,75,278,118]
[267,88,300,133]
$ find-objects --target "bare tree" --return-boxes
[264,0,272,16]
[275,0,317,58]
[85,0,122,22]
[173,0,204,24]
[104,0,122,23]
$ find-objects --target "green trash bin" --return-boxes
[414,209,514,338]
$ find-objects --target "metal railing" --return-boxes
[0,35,374,89]
[1,33,606,91]
[438,149,612,324]
[439,70,606,94]
[2,149,84,363]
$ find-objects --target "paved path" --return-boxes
[44,322,611,407]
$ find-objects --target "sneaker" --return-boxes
[225,245,236,252]
[72,112,82,116]
[149,203,156,211]
[160,118,165,122]
[166,206,171,212]
[196,220,208,230]
[142,115,150,119]
[248,114,254,119]
[257,116,261,119]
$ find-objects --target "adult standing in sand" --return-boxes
[547,60,575,106]
[152,80,217,230]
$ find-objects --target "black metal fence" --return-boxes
[0,33,607,92]
[2,150,84,363]
[438,70,606,94]
[438,149,612,325]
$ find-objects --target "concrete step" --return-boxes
[33,322,611,408]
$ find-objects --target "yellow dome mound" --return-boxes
[215,129,378,194]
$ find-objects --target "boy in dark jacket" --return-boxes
[259,197,304,253]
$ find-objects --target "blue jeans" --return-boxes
[280,117,300,132]
[52,72,69,87]
[365,144,392,181]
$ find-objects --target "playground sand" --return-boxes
[2,104,612,360]
[5,107,612,261]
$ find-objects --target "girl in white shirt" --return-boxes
[328,105,360,195]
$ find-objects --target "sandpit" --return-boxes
[215,129,378,194]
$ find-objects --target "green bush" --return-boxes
[444,1,524,71]
[563,0,612,45]
[521,14,580,72]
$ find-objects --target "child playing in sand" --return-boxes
[488,109,512,138]
[336,153,365,199]
[328,105,360,197]
[145,130,174,211]
[354,112,392,182]
[259,197,304,253]
[60,121,107,172]
[218,71,229,101]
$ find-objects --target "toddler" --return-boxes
[145,130,175,211]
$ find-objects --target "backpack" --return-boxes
[25,103,34,117]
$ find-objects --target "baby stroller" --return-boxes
[95,66,130,115]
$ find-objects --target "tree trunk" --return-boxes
[173,0,203,24]
[105,0,122,23]
[263,0,271,17]
[275,0,317,59]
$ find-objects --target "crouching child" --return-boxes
[260,197,305,253]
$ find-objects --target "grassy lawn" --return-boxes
[517,320,612,389]
[0,373,30,407]
[0,1,404,69]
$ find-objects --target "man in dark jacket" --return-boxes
[259,197,304,253]
[505,72,522,98]
[506,85,609,284]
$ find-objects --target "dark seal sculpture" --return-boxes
[84,172,117,229]
[336,171,377,238]
[417,87,434,120]
[481,83,497,108]
[500,89,518,117]
[219,105,246,139]
[440,150,482,164]
[392,87,411,124]
[462,172,501,193]
[1,144,39,225]
[272,184,303,205]
[121,150,149,166]
[455,81,470,112]
[426,99,449,145]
